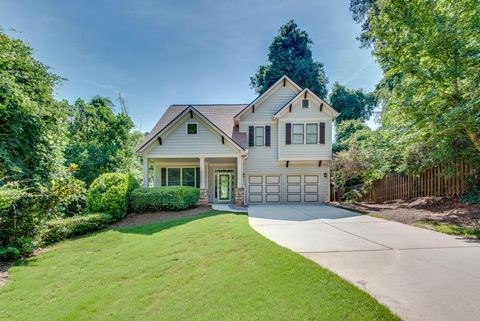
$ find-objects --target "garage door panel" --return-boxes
[249,194,263,203]
[249,185,262,193]
[304,194,318,202]
[287,185,301,193]
[266,194,280,202]
[304,185,318,193]
[304,175,318,183]
[266,185,279,193]
[287,194,301,202]
[287,176,301,184]
[266,176,280,184]
[249,176,263,184]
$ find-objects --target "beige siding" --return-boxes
[146,113,239,157]
[242,85,298,122]
[277,99,333,160]
[239,121,278,173]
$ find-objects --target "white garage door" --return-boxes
[248,175,281,204]
[286,175,320,203]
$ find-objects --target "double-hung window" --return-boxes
[306,123,318,144]
[292,124,304,144]
[255,126,264,146]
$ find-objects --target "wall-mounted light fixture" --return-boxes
[324,173,328,178]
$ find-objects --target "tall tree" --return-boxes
[250,20,328,98]
[351,0,480,164]
[329,82,377,124]
[65,97,135,185]
[0,31,68,184]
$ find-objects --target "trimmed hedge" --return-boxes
[87,173,139,220]
[130,186,200,212]
[40,213,112,245]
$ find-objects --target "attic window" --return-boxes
[187,123,197,134]
[302,99,309,108]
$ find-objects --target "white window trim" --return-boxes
[255,126,265,146]
[290,122,320,145]
[306,123,318,144]
[186,122,198,135]
[166,167,197,186]
[291,123,305,144]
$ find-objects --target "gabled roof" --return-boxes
[234,75,302,120]
[273,88,339,118]
[136,104,247,153]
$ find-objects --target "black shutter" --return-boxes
[161,168,166,186]
[265,126,271,146]
[319,122,325,144]
[195,168,200,188]
[286,123,291,145]
[249,126,254,146]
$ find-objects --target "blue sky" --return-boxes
[1,0,382,131]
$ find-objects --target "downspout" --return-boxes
[241,151,248,206]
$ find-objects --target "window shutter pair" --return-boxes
[285,122,324,144]
[249,125,271,147]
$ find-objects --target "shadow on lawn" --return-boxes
[113,210,246,236]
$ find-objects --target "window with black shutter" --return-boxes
[319,122,325,144]
[248,126,254,147]
[285,123,292,145]
[265,125,271,146]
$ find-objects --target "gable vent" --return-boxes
[302,99,309,108]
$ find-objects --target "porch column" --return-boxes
[236,156,243,188]
[235,156,245,207]
[199,157,208,205]
[143,156,149,187]
[199,157,206,188]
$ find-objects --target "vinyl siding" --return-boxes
[278,99,333,160]
[242,85,298,122]
[146,113,239,157]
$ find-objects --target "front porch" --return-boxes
[142,156,245,206]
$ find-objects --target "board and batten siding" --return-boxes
[277,99,333,160]
[242,85,298,122]
[146,113,239,157]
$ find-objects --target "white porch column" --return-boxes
[236,156,243,188]
[143,156,149,187]
[199,157,206,188]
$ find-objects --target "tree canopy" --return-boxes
[0,31,69,184]
[250,20,328,98]
[64,97,136,185]
[329,82,377,124]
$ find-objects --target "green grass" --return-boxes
[0,211,399,321]
[415,221,480,239]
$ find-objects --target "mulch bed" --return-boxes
[338,197,480,226]
[111,205,214,228]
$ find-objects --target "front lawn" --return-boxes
[0,211,399,321]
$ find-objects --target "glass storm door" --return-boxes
[217,173,231,201]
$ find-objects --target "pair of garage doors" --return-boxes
[248,175,321,203]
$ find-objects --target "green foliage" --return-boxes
[416,221,480,239]
[86,173,139,220]
[38,164,87,217]
[250,20,328,98]
[0,246,20,260]
[0,31,68,184]
[40,213,112,245]
[333,119,371,153]
[130,186,200,212]
[344,189,363,204]
[65,97,137,185]
[329,82,377,124]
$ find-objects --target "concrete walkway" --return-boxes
[248,204,480,321]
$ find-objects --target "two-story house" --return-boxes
[136,75,339,206]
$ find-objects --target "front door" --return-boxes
[217,173,231,202]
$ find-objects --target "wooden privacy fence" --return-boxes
[364,162,476,203]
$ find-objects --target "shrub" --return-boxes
[460,189,480,204]
[130,186,200,213]
[0,246,21,261]
[344,188,363,204]
[86,173,139,220]
[40,213,112,245]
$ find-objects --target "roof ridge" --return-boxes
[170,103,247,106]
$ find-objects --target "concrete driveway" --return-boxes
[248,204,480,321]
